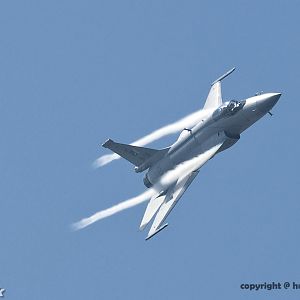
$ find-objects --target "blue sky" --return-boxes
[1,1,300,299]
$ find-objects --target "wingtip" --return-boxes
[139,224,147,231]
[145,223,169,241]
[102,139,113,148]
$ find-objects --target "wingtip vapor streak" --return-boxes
[102,68,281,240]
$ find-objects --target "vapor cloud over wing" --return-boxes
[73,148,218,231]
[93,109,207,168]
[72,189,155,231]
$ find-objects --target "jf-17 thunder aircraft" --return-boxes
[103,68,281,240]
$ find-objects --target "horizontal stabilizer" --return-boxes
[102,139,168,168]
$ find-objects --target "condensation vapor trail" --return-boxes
[73,148,218,231]
[72,189,156,231]
[93,109,207,168]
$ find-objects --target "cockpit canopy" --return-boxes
[212,100,245,121]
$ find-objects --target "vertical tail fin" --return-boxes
[203,67,235,110]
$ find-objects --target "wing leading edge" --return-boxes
[142,143,224,240]
[145,170,200,240]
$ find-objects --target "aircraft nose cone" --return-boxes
[268,92,281,105]
[257,93,281,113]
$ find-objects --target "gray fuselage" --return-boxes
[144,93,281,187]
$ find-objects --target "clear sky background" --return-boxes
[1,1,300,299]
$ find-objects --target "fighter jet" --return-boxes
[103,68,281,240]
